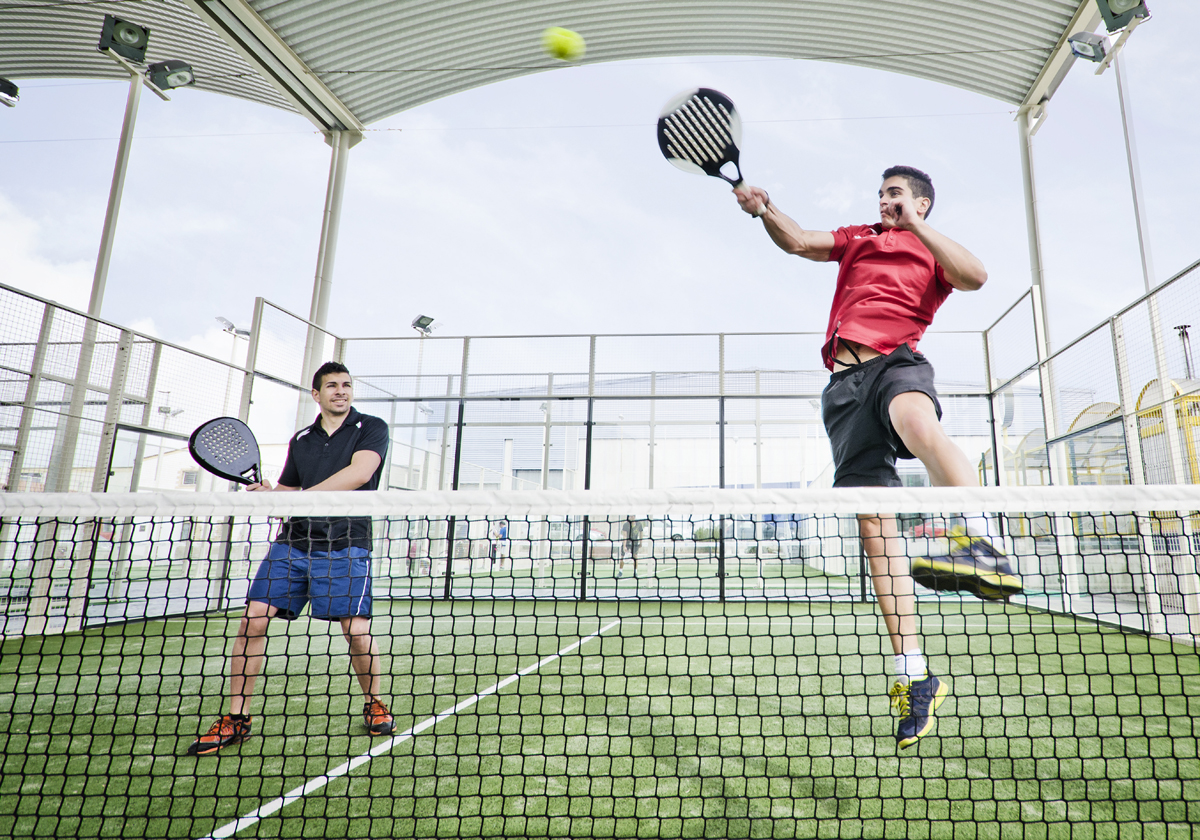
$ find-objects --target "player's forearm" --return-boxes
[909,222,987,291]
[760,205,833,262]
[307,464,376,492]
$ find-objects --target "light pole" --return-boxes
[217,317,250,415]
[153,391,184,487]
[407,316,438,488]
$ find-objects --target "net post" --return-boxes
[580,515,590,601]
[442,515,456,600]
[859,539,869,603]
[718,394,726,602]
[584,398,594,490]
[717,515,726,602]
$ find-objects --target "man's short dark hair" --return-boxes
[882,165,935,220]
[312,361,351,392]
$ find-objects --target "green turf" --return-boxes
[1,600,1197,839]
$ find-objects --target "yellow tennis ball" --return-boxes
[542,27,586,61]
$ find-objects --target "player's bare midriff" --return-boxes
[835,337,883,368]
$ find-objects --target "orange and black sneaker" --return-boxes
[187,714,251,756]
[363,698,395,736]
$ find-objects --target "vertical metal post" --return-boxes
[584,398,594,491]
[648,372,656,490]
[755,370,762,489]
[718,396,726,490]
[1017,110,1052,361]
[718,396,727,602]
[982,329,1003,486]
[541,373,553,489]
[9,305,55,489]
[1111,53,1183,483]
[1112,315,1146,484]
[443,398,467,600]
[580,397,595,600]
[238,298,265,424]
[91,329,134,492]
[129,341,163,493]
[89,71,143,319]
[299,130,353,429]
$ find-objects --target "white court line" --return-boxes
[198,618,622,840]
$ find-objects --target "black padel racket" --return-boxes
[189,416,262,485]
[657,87,747,186]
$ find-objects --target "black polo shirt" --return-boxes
[276,406,389,551]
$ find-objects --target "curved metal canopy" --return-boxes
[3,0,1100,131]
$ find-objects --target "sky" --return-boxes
[2,3,1199,368]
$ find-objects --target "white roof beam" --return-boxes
[1019,0,1103,121]
[183,0,364,134]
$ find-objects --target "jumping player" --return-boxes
[187,361,394,755]
[733,166,1020,748]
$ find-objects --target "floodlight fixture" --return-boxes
[1068,31,1110,62]
[216,316,250,338]
[1096,0,1150,33]
[0,77,18,107]
[148,60,195,91]
[98,14,150,63]
[411,315,436,336]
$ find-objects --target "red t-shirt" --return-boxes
[821,223,953,371]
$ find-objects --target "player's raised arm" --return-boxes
[882,189,987,291]
[733,186,835,262]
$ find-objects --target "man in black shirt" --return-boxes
[188,362,393,755]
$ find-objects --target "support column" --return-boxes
[299,130,354,430]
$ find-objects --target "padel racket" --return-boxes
[189,416,262,485]
[658,87,750,186]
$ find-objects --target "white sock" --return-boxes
[894,648,927,683]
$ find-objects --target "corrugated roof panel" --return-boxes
[0,1,293,113]
[2,0,1088,126]
[247,0,1083,124]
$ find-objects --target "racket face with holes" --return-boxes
[189,417,262,485]
[657,87,745,186]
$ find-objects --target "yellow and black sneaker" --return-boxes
[891,673,949,750]
[187,714,251,756]
[911,531,1023,602]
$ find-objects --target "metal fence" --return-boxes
[4,261,1200,641]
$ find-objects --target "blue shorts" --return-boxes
[246,543,373,621]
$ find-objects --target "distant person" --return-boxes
[617,515,645,578]
[732,166,1021,749]
[490,520,510,571]
[187,362,394,755]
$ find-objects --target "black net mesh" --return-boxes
[1,496,1198,839]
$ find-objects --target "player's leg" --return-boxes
[856,512,918,657]
[229,599,280,715]
[889,390,1022,600]
[887,391,974,487]
[187,544,304,755]
[314,547,395,735]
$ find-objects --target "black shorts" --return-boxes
[821,344,942,488]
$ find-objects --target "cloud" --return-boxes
[0,193,93,311]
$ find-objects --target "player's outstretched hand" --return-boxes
[246,478,275,492]
[733,185,769,218]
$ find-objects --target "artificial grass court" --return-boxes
[0,599,1197,839]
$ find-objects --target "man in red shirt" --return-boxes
[734,166,1020,748]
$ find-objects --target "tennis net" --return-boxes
[1,486,1198,839]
